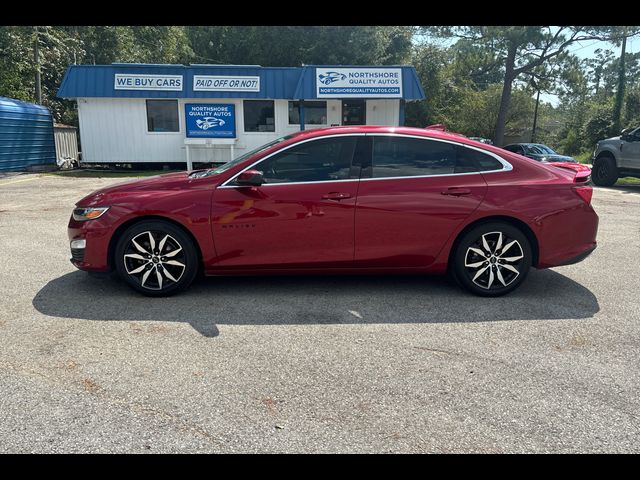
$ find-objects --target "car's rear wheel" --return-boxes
[452,222,532,297]
[114,220,198,296]
[592,155,618,187]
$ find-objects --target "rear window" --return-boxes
[457,145,505,171]
[369,136,505,178]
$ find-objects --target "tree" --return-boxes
[185,26,414,67]
[423,26,640,146]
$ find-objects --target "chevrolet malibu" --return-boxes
[68,126,598,297]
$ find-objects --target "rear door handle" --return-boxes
[441,187,472,196]
[322,192,352,200]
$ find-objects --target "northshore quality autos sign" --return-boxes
[315,68,403,98]
[185,104,236,138]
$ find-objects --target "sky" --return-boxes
[540,36,639,105]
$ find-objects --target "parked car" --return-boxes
[502,143,590,176]
[591,126,640,186]
[469,137,493,145]
[68,126,598,297]
[502,143,576,162]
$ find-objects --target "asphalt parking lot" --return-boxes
[0,172,639,453]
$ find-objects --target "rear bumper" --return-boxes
[536,205,599,268]
[552,244,597,266]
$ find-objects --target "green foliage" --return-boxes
[624,86,640,127]
[584,102,616,145]
[0,26,413,126]
[184,26,413,66]
[1,24,639,153]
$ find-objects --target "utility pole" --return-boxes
[531,88,541,143]
[34,26,42,104]
[612,27,627,134]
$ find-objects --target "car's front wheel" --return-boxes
[114,220,199,296]
[452,222,532,297]
[591,155,618,187]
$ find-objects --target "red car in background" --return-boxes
[68,126,598,297]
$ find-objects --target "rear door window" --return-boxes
[371,136,456,178]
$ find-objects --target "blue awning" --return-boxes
[57,64,426,101]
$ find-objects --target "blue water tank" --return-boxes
[0,97,56,171]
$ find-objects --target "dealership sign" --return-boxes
[193,75,260,92]
[316,68,402,98]
[114,74,183,91]
[185,104,236,138]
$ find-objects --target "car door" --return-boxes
[354,134,494,268]
[622,127,640,169]
[210,135,365,269]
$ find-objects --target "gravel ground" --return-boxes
[0,173,638,453]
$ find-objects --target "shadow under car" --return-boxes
[32,268,600,338]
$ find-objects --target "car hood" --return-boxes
[76,171,213,207]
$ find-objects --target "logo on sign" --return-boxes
[318,72,347,85]
[196,117,226,130]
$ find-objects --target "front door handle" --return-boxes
[441,187,472,196]
[322,192,352,200]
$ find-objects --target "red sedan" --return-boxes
[68,126,598,297]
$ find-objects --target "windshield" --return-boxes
[527,144,556,155]
[194,135,295,177]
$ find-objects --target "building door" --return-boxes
[342,100,366,125]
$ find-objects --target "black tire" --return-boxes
[452,222,532,297]
[591,155,618,187]
[114,220,199,297]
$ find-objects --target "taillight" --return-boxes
[573,186,593,205]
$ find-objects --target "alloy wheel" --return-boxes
[463,231,524,290]
[123,231,186,291]
[595,162,608,181]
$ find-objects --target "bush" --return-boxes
[583,102,615,146]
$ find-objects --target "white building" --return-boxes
[57,63,426,169]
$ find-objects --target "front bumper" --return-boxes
[68,214,113,272]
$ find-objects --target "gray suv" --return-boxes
[592,127,640,186]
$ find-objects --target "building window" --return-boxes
[146,100,179,132]
[244,100,275,132]
[288,101,327,125]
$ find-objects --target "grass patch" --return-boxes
[45,169,177,178]
[574,151,593,164]
[616,177,640,185]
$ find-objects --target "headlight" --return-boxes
[72,207,110,221]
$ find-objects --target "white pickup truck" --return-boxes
[592,127,640,186]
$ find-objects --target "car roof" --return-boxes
[287,125,479,144]
[280,126,521,161]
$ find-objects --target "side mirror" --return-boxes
[236,169,264,186]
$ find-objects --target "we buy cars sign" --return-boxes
[185,104,236,138]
